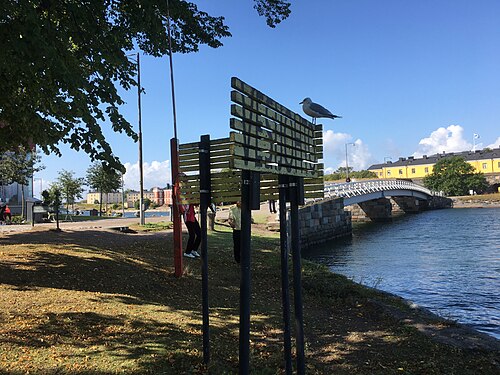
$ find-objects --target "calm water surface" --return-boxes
[303,208,500,339]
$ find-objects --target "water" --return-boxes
[303,208,500,339]
[123,211,170,218]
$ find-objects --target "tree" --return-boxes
[423,156,488,196]
[135,197,152,210]
[0,1,291,171]
[54,170,85,213]
[0,147,44,217]
[86,162,121,215]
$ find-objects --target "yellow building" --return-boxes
[86,192,123,204]
[368,148,500,181]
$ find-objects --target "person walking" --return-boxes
[228,201,242,263]
[182,204,201,258]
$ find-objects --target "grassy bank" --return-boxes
[0,224,498,374]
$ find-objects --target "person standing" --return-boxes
[228,201,242,263]
[3,205,11,222]
[182,204,201,258]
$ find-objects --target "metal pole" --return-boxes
[289,177,305,374]
[170,138,183,277]
[345,143,349,181]
[278,175,292,375]
[166,0,178,141]
[199,135,211,364]
[137,52,145,226]
[239,169,252,375]
[121,173,125,217]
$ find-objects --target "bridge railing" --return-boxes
[324,179,439,198]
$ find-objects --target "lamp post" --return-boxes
[33,177,43,199]
[345,143,355,182]
[127,52,145,225]
[384,157,392,179]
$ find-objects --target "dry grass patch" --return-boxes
[0,226,498,374]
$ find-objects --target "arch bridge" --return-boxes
[324,179,437,206]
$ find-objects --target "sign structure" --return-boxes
[176,77,325,375]
[177,79,324,204]
[229,77,323,182]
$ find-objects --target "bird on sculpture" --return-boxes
[300,97,342,124]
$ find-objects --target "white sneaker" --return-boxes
[192,251,201,258]
[183,252,195,258]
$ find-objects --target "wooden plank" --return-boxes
[231,144,317,171]
[231,77,311,128]
[231,105,314,146]
[230,158,319,178]
[179,148,229,162]
[179,137,231,150]
[230,132,317,163]
[231,90,313,138]
[230,118,315,155]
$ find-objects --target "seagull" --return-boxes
[299,97,342,124]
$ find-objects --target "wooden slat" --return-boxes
[230,132,317,163]
[231,145,317,171]
[231,77,311,128]
[231,90,313,138]
[230,158,319,178]
[230,118,314,154]
[231,105,314,146]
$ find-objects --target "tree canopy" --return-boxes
[0,0,291,170]
[53,170,85,212]
[423,156,488,196]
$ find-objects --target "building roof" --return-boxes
[368,147,500,170]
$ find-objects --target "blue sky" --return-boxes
[37,0,500,195]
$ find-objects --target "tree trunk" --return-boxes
[21,184,25,219]
[99,188,103,216]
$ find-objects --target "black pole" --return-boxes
[278,175,293,375]
[199,135,211,364]
[289,176,305,374]
[239,169,252,375]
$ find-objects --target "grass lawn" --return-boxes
[0,224,498,374]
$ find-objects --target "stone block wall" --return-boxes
[299,197,352,249]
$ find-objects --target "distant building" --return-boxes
[126,187,172,207]
[86,191,123,205]
[368,147,500,183]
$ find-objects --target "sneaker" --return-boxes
[183,252,195,258]
[191,251,201,258]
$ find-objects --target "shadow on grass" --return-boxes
[1,228,498,374]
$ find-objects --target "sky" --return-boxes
[36,0,500,196]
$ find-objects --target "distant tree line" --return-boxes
[324,167,377,182]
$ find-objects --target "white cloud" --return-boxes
[486,137,500,149]
[123,160,171,190]
[413,125,473,157]
[323,130,373,172]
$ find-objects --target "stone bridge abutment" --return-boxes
[299,194,452,248]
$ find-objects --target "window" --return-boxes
[411,168,416,174]
[424,167,429,173]
[399,169,403,175]
[482,163,487,170]
[387,170,391,176]
[379,172,383,176]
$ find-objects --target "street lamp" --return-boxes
[345,143,355,182]
[383,157,392,179]
[127,52,145,225]
[33,177,43,199]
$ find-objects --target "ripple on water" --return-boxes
[304,208,500,339]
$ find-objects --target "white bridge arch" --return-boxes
[324,179,439,206]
